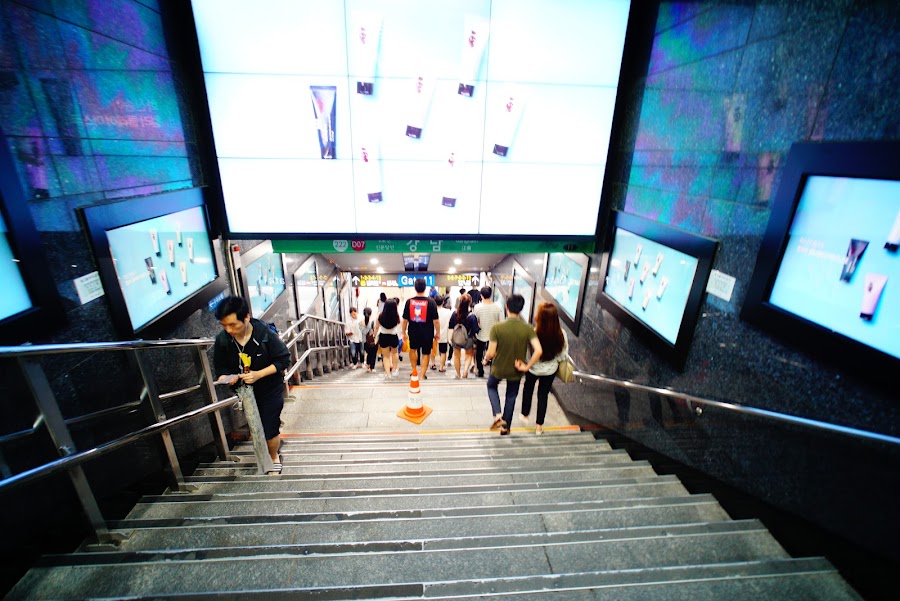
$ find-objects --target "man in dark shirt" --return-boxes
[213,296,290,473]
[402,278,441,377]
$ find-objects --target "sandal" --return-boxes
[490,416,506,430]
[267,462,283,475]
[499,428,510,436]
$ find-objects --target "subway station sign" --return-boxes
[273,238,594,254]
[349,273,482,288]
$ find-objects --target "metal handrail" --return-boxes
[0,338,214,357]
[569,365,900,447]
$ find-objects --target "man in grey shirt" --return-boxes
[473,286,505,378]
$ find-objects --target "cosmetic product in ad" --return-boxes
[350,12,382,95]
[159,268,171,295]
[145,257,157,284]
[624,260,631,281]
[860,273,887,321]
[187,238,194,263]
[176,223,183,247]
[657,276,669,299]
[441,151,462,208]
[180,261,188,287]
[492,93,524,156]
[310,86,337,159]
[642,288,653,310]
[885,209,900,252]
[458,15,489,97]
[652,252,664,275]
[405,75,436,139]
[628,278,636,299]
[840,239,869,282]
[357,142,383,203]
[640,262,650,284]
[167,239,175,266]
[150,229,160,256]
[634,244,643,265]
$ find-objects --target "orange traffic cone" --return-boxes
[397,363,433,424]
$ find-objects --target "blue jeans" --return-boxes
[349,341,362,365]
[487,373,521,427]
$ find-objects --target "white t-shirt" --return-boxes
[437,306,453,343]
[345,315,362,343]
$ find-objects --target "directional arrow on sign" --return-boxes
[352,276,360,285]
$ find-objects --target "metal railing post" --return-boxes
[16,357,121,547]
[194,347,232,461]
[131,351,189,493]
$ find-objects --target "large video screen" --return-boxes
[190,0,631,237]
[106,206,219,331]
[512,262,535,322]
[597,212,717,369]
[80,188,228,339]
[245,250,286,319]
[743,141,900,386]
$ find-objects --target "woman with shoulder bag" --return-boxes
[360,307,378,373]
[448,294,480,378]
[520,302,568,435]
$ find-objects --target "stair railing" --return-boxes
[280,314,350,386]
[565,357,900,446]
[0,339,234,549]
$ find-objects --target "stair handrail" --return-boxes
[567,358,900,447]
[279,313,351,384]
[0,337,234,547]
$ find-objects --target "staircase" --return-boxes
[7,430,861,599]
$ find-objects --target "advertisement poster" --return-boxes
[0,212,32,322]
[192,0,631,236]
[769,176,899,359]
[544,253,587,322]
[106,206,217,331]
[246,251,286,319]
[512,269,533,321]
[602,229,698,345]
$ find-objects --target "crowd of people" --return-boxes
[343,278,570,436]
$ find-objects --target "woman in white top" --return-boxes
[521,302,568,435]
[345,307,363,368]
[436,295,453,373]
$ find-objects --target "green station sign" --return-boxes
[272,238,594,254]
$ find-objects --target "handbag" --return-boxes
[556,357,575,383]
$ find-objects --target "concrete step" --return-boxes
[113,495,731,552]
[126,476,691,519]
[193,448,635,476]
[182,461,658,493]
[272,430,599,450]
[8,521,798,599]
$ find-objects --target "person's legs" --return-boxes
[420,348,432,375]
[453,347,462,378]
[501,378,522,431]
[474,338,487,377]
[535,374,554,426]
[350,342,360,367]
[463,347,475,378]
[408,346,419,374]
[266,435,281,463]
[366,345,377,371]
[486,373,502,423]
[521,371,537,419]
[380,346,392,376]
[438,343,447,372]
[390,347,399,375]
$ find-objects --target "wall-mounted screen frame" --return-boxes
[79,187,227,340]
[293,256,320,316]
[323,269,342,321]
[0,135,64,343]
[742,141,900,387]
[541,252,590,335]
[511,260,536,323]
[597,212,717,369]
[238,240,287,321]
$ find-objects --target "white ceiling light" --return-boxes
[370,258,378,264]
[454,258,462,265]
[448,267,457,274]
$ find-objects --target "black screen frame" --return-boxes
[540,252,591,335]
[597,211,718,370]
[0,134,65,343]
[292,255,320,317]
[511,260,536,323]
[741,140,900,388]
[79,187,227,340]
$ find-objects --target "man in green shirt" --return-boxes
[483,294,542,435]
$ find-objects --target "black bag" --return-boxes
[365,326,376,347]
[451,323,469,347]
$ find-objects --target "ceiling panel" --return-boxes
[320,252,509,275]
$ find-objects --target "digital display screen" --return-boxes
[294,259,319,314]
[768,176,899,359]
[190,0,631,237]
[324,277,340,320]
[512,268,534,321]
[602,230,698,345]
[245,250,286,319]
[0,211,33,322]
[544,252,588,323]
[106,206,218,331]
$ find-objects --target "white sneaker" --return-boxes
[519,414,530,426]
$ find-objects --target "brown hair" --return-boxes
[456,294,471,322]
[535,302,564,358]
